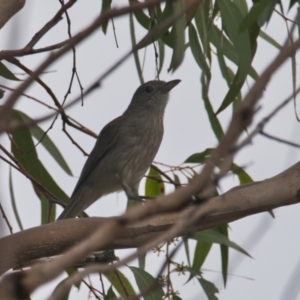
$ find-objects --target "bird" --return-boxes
[57,79,181,220]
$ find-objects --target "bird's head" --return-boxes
[128,80,181,111]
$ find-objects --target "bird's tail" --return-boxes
[57,192,86,220]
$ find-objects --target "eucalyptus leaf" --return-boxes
[105,270,136,297]
[129,266,165,300]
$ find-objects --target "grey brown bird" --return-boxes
[57,79,181,220]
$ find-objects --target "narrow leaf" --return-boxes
[105,285,117,300]
[168,0,185,72]
[190,228,251,257]
[0,62,20,81]
[209,25,259,80]
[216,0,256,114]
[198,277,219,300]
[194,0,211,58]
[9,168,23,230]
[239,0,277,33]
[157,38,165,74]
[187,241,212,282]
[130,0,151,30]
[184,238,191,267]
[193,241,212,271]
[13,110,72,176]
[230,163,253,184]
[138,249,146,270]
[184,148,213,164]
[259,30,282,50]
[130,13,144,84]
[105,270,136,297]
[145,166,165,197]
[101,0,111,34]
[129,266,165,300]
[217,225,228,287]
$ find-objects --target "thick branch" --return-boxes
[0,161,299,276]
[0,0,25,29]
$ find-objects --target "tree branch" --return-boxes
[0,161,299,275]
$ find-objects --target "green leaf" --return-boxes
[233,0,248,16]
[173,296,183,300]
[11,112,69,223]
[52,277,72,300]
[259,30,282,50]
[198,277,219,300]
[230,163,253,184]
[216,0,254,114]
[138,250,146,270]
[145,166,164,197]
[129,266,165,300]
[188,23,210,77]
[193,241,212,272]
[13,110,72,176]
[9,168,23,231]
[168,0,186,72]
[187,240,212,282]
[105,285,117,300]
[105,270,136,298]
[209,25,259,80]
[101,0,111,34]
[194,1,211,58]
[289,0,300,10]
[184,238,191,267]
[217,225,228,287]
[0,61,20,81]
[190,228,251,257]
[130,13,144,84]
[239,0,277,33]
[187,24,224,140]
[157,38,165,75]
[158,1,173,48]
[66,268,80,289]
[184,148,213,164]
[129,0,150,30]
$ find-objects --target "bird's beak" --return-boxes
[163,79,181,92]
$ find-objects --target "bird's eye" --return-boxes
[145,86,153,93]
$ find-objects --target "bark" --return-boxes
[0,161,299,276]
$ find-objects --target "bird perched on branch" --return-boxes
[57,79,181,220]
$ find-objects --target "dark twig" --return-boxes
[259,131,300,148]
[151,164,179,187]
[62,124,90,156]
[111,18,119,48]
[237,85,300,151]
[58,0,84,107]
[0,202,13,234]
[0,84,97,139]
[0,145,66,207]
[4,0,195,133]
[26,0,77,49]
[0,0,167,131]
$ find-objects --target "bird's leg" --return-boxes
[122,182,144,202]
[122,182,155,202]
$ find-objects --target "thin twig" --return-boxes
[111,18,119,48]
[237,85,300,151]
[259,131,300,148]
[26,0,77,49]
[0,145,66,207]
[0,202,13,234]
[0,0,166,131]
[0,84,97,138]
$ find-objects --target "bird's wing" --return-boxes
[71,116,123,196]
